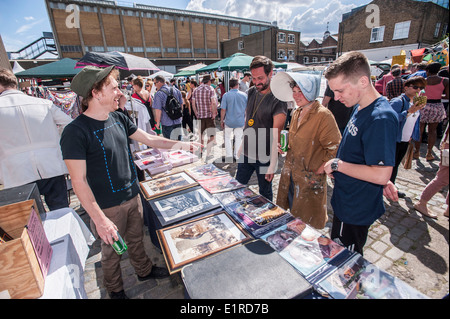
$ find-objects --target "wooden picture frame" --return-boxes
[157,211,252,274]
[149,186,221,227]
[140,171,198,200]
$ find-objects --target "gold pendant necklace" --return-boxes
[248,93,268,127]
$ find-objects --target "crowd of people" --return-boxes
[0,51,448,299]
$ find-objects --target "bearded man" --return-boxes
[235,56,287,201]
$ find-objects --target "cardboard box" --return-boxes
[0,200,45,299]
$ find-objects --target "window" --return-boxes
[179,48,191,53]
[321,57,326,62]
[303,56,309,64]
[238,41,244,51]
[241,24,250,36]
[312,57,318,63]
[288,50,295,61]
[278,32,286,43]
[107,46,125,52]
[60,45,82,52]
[393,21,411,40]
[147,47,161,53]
[288,34,295,44]
[86,46,104,52]
[370,26,385,43]
[278,49,285,60]
[129,47,144,53]
[434,22,441,37]
[442,24,448,37]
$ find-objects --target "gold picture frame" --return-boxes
[157,211,252,274]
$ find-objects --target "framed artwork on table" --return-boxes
[140,172,198,200]
[198,175,244,194]
[225,195,292,237]
[185,163,228,181]
[157,211,252,274]
[213,187,258,206]
[149,186,221,227]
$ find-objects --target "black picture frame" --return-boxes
[149,186,221,227]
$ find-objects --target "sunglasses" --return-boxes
[409,85,425,90]
[289,81,298,89]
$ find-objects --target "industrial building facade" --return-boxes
[45,0,274,68]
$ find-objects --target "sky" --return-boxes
[0,0,371,55]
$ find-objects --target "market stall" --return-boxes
[132,148,431,300]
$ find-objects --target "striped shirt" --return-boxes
[192,84,216,119]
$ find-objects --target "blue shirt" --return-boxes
[153,84,183,126]
[221,88,248,128]
[407,70,427,79]
[389,94,421,143]
[332,97,398,226]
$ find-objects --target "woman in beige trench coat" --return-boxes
[271,72,341,229]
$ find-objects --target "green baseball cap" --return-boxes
[71,65,115,98]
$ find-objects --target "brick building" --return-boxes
[297,30,338,65]
[338,0,449,61]
[45,0,273,70]
[222,26,302,63]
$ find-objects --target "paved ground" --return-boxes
[75,124,448,300]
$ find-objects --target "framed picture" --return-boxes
[198,175,244,194]
[162,149,199,167]
[140,172,198,200]
[157,211,252,274]
[260,218,345,278]
[133,148,172,174]
[149,186,221,227]
[135,148,161,160]
[214,187,258,206]
[185,163,228,181]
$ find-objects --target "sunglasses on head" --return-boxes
[409,85,424,90]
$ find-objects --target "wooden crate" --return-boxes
[0,200,45,299]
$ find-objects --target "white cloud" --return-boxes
[185,0,356,42]
[15,18,45,34]
[288,0,356,42]
[24,16,35,21]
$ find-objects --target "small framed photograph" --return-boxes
[149,186,221,227]
[185,163,228,181]
[198,175,244,194]
[157,211,252,274]
[140,172,198,200]
[225,195,292,237]
[214,187,258,206]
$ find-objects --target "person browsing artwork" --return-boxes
[235,56,287,201]
[271,72,341,229]
[323,51,399,256]
[389,76,427,197]
[60,66,201,299]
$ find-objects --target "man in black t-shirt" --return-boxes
[235,56,287,201]
[60,66,201,299]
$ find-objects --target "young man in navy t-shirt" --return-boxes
[323,51,399,255]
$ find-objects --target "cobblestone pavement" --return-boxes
[75,123,448,299]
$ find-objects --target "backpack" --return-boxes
[160,87,183,120]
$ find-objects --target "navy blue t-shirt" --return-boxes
[332,97,398,226]
[60,112,139,209]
